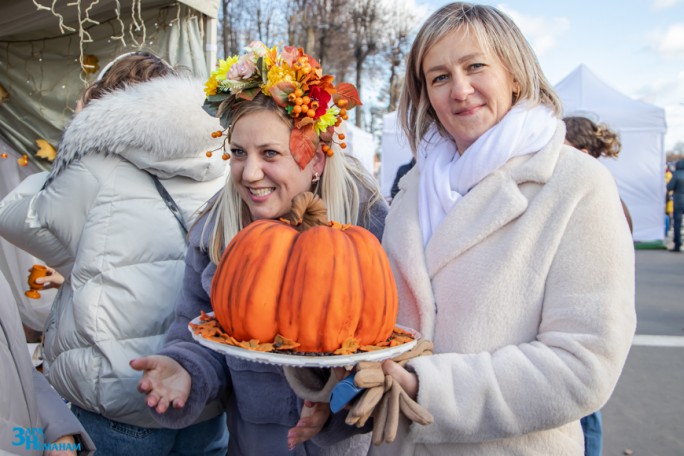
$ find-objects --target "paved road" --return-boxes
[602,249,684,456]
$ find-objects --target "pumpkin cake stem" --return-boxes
[279,192,329,231]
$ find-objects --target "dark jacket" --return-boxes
[667,160,684,208]
[390,158,416,199]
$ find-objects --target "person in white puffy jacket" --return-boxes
[0,52,229,455]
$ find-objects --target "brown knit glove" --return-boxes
[345,339,434,445]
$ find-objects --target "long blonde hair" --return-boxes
[398,2,563,153]
[200,93,382,263]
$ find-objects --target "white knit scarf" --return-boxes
[417,102,557,246]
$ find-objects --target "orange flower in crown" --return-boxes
[203,41,361,169]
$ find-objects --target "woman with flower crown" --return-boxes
[130,42,385,455]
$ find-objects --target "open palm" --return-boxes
[130,355,191,414]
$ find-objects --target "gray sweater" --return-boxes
[154,188,387,455]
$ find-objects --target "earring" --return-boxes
[312,172,320,184]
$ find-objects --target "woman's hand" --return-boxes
[130,355,191,414]
[32,266,64,289]
[44,435,76,456]
[381,359,418,400]
[287,400,331,451]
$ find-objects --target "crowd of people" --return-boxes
[0,2,638,455]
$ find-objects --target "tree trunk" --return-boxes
[355,56,364,128]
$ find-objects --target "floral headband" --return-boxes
[202,41,361,169]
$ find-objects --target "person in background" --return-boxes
[376,2,636,454]
[130,41,386,455]
[563,115,635,455]
[0,51,229,454]
[390,158,416,200]
[667,159,684,252]
[665,166,673,237]
[564,115,633,233]
[0,269,95,456]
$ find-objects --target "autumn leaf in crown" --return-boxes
[334,82,362,109]
[290,123,318,168]
[203,42,362,167]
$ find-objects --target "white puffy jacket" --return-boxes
[0,76,228,427]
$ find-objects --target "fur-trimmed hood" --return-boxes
[46,75,226,185]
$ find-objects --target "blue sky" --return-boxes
[411,0,684,150]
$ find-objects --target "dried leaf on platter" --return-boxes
[255,343,274,352]
[333,337,360,355]
[238,339,261,350]
[273,334,300,350]
[392,326,413,337]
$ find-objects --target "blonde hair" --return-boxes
[398,2,563,153]
[564,116,621,159]
[200,93,382,263]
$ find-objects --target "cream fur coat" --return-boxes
[374,122,636,456]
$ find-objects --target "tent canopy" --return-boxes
[0,0,218,169]
[0,0,218,41]
[556,64,666,133]
[556,64,667,243]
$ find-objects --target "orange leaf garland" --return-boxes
[334,82,362,109]
[289,124,318,170]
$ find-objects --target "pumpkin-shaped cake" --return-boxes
[211,192,398,353]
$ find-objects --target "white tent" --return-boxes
[380,110,413,199]
[555,64,667,243]
[345,124,377,177]
[0,0,219,330]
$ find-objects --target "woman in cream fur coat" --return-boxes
[375,3,636,455]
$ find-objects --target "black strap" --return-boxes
[150,174,189,235]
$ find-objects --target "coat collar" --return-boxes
[46,76,226,186]
[383,121,566,338]
[425,120,566,275]
[383,166,437,338]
